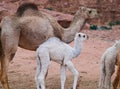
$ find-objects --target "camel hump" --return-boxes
[16,3,38,16]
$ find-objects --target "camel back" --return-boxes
[16,3,39,17]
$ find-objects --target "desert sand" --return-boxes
[1,27,120,89]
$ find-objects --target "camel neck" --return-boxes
[80,19,87,30]
[73,39,83,58]
[62,17,87,43]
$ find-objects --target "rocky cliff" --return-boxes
[0,0,120,25]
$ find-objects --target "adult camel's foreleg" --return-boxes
[1,53,15,89]
[0,41,19,89]
[0,16,20,89]
[1,40,19,89]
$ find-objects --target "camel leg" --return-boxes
[0,53,16,89]
[116,69,120,89]
[35,56,49,89]
[0,56,10,89]
[99,70,106,89]
[99,63,106,89]
[37,61,50,89]
[60,65,66,89]
[105,63,115,89]
[118,79,120,89]
[35,57,41,89]
[37,48,50,89]
[65,61,79,89]
[0,16,20,89]
[113,66,120,89]
[0,45,18,89]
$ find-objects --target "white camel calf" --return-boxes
[99,40,120,89]
[35,32,88,89]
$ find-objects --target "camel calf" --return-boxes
[35,32,88,89]
[99,40,120,89]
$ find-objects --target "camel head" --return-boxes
[75,6,100,19]
[115,40,120,48]
[74,32,88,42]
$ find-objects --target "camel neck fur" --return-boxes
[62,15,87,43]
[73,38,84,58]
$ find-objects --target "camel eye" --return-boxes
[89,10,92,14]
[83,35,85,38]
[78,34,81,37]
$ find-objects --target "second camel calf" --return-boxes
[99,40,120,89]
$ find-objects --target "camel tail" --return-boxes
[16,3,38,17]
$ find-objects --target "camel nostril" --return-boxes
[97,10,100,14]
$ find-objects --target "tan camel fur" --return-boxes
[0,3,99,89]
[113,50,120,89]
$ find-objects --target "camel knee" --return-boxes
[35,75,38,83]
[38,76,44,85]
[74,70,79,79]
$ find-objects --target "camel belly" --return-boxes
[49,48,65,64]
[19,30,54,50]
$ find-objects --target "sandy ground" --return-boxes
[0,27,120,89]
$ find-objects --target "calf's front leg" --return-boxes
[65,61,79,89]
[60,65,66,89]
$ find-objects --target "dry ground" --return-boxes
[0,26,120,89]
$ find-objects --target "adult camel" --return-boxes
[0,3,99,89]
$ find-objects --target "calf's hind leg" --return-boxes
[35,57,41,89]
[36,49,50,89]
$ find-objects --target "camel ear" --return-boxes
[79,6,86,11]
[115,40,120,47]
